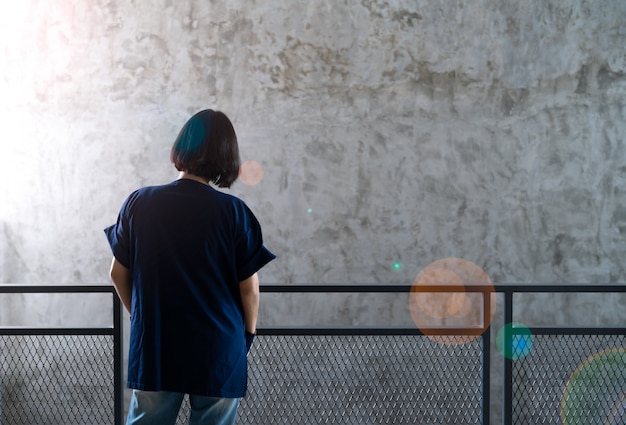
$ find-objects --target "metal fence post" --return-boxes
[113,291,124,425]
[482,288,492,425]
[503,289,513,425]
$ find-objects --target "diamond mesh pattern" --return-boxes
[512,334,626,425]
[0,334,115,425]
[176,334,483,424]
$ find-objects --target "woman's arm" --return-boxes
[109,257,132,314]
[240,272,260,334]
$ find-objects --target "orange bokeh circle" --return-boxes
[409,258,496,345]
[239,160,264,186]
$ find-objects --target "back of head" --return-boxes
[170,109,241,188]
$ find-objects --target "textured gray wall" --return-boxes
[0,0,625,421]
[0,1,624,287]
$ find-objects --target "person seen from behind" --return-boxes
[105,109,276,425]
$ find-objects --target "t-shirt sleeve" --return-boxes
[103,192,136,269]
[234,203,276,281]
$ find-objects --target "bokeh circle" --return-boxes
[496,322,534,360]
[239,160,264,186]
[409,258,496,345]
[561,348,626,425]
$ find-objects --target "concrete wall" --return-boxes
[0,0,625,421]
[1,1,624,288]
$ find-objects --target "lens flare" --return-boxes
[496,322,534,360]
[409,258,495,345]
[561,348,626,425]
[411,268,464,319]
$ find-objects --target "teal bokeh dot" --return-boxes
[496,322,534,360]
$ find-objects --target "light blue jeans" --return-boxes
[126,390,240,425]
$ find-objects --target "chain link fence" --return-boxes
[0,285,123,425]
[246,334,483,424]
[172,333,626,425]
[0,334,116,425]
[512,334,626,425]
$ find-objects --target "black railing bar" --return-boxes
[503,289,514,425]
[498,283,626,291]
[260,284,626,293]
[0,284,115,293]
[481,325,491,425]
[258,327,489,336]
[523,326,626,335]
[113,291,124,425]
[501,285,626,293]
[261,284,494,293]
[2,283,624,293]
[0,327,115,336]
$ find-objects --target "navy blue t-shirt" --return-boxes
[104,179,275,397]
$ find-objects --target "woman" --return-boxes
[105,109,275,424]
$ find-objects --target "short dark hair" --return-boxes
[170,109,241,188]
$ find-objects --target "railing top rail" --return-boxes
[1,283,624,293]
[0,284,115,293]
[259,283,626,293]
[494,283,626,292]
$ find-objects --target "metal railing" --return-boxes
[501,285,626,425]
[1,284,625,424]
[0,285,123,425]
[243,284,494,424]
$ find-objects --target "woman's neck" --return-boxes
[177,171,209,185]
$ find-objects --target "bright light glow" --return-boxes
[0,2,73,220]
[0,4,29,42]
[0,3,33,219]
